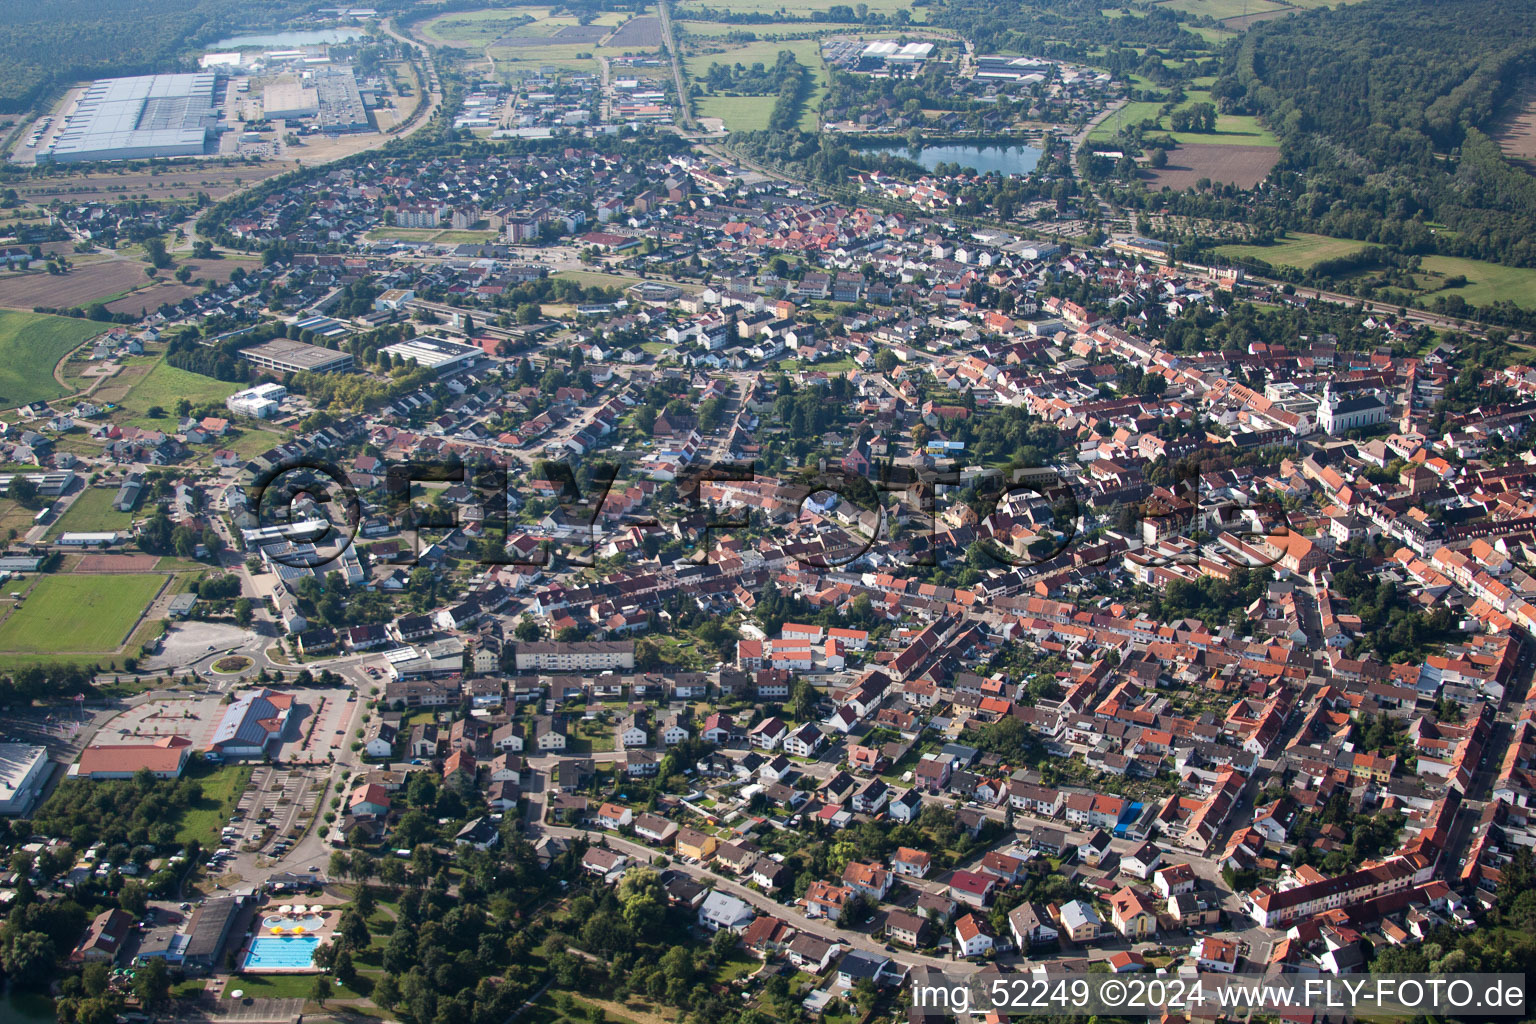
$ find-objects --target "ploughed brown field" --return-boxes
[0,260,147,310]
[606,16,664,46]
[9,164,289,203]
[0,257,260,312]
[1494,95,1536,164]
[1143,143,1280,190]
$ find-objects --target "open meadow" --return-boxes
[1215,232,1372,270]
[0,311,108,406]
[116,359,241,426]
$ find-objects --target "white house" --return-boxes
[699,890,755,933]
[784,723,825,757]
[955,914,994,958]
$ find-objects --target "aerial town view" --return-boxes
[0,0,1534,1022]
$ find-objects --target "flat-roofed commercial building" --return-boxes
[0,744,52,815]
[379,336,481,375]
[262,79,319,119]
[240,339,354,375]
[45,74,218,163]
[315,67,369,133]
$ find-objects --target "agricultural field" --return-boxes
[0,572,165,655]
[675,0,932,19]
[0,259,148,311]
[0,310,109,406]
[1215,231,1371,269]
[7,164,290,204]
[117,359,240,426]
[1493,91,1536,163]
[44,487,136,539]
[607,17,664,47]
[1143,143,1280,189]
[679,19,869,38]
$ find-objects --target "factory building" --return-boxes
[314,67,369,133]
[44,74,219,163]
[262,78,319,119]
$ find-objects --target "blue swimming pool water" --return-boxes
[244,935,320,970]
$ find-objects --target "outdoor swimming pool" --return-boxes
[261,914,323,932]
[243,935,320,971]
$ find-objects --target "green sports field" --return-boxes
[0,311,109,406]
[0,573,165,654]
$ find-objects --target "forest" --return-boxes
[0,0,377,112]
[1207,0,1536,268]
[932,0,1208,64]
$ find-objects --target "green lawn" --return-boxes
[176,762,254,847]
[0,572,164,653]
[225,972,367,1001]
[1417,255,1536,310]
[44,487,135,539]
[119,359,240,426]
[0,311,109,406]
[1215,231,1372,270]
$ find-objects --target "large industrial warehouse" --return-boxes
[44,73,220,163]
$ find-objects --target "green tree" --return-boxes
[310,975,333,1006]
[132,955,170,1008]
[2,930,56,989]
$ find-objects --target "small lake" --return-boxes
[0,988,55,1024]
[212,28,363,48]
[866,142,1043,177]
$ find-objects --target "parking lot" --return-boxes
[230,764,328,856]
[92,695,228,748]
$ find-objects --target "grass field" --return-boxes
[552,269,644,290]
[1417,255,1536,310]
[1093,89,1277,146]
[364,227,441,241]
[1154,0,1290,20]
[119,359,240,426]
[176,762,254,847]
[0,499,39,539]
[696,94,778,130]
[0,572,164,654]
[418,7,556,46]
[1215,232,1371,269]
[684,38,827,130]
[0,311,108,406]
[44,487,135,539]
